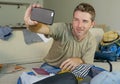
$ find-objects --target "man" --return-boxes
[24,3,97,72]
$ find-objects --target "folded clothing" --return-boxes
[72,64,94,78]
[0,26,13,40]
[22,29,43,44]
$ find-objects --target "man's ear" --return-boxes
[91,21,95,28]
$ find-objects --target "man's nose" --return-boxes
[78,21,83,27]
[78,22,84,30]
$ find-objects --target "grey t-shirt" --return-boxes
[44,23,97,67]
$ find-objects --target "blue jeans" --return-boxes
[40,63,61,74]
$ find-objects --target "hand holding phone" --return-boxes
[31,7,55,25]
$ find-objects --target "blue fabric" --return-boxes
[88,66,106,78]
[40,63,61,74]
[95,42,120,61]
[96,43,120,61]
[0,27,13,40]
[100,44,117,53]
[90,71,120,84]
[95,51,117,61]
[17,77,22,84]
[117,47,120,57]
[17,72,35,84]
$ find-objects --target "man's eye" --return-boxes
[83,20,88,23]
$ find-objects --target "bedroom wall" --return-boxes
[0,0,120,31]
[44,0,120,31]
[0,0,43,26]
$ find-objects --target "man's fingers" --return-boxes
[60,59,70,69]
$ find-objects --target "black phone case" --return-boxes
[31,8,55,25]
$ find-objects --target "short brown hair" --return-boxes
[73,3,96,22]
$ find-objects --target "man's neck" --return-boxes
[76,34,87,41]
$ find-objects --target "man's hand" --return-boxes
[60,57,83,71]
[24,4,41,26]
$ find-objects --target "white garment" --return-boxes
[37,33,52,43]
[20,72,54,84]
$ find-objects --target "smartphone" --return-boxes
[31,7,55,25]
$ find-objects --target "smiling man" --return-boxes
[24,3,97,72]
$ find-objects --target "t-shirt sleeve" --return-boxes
[48,23,66,40]
[82,35,97,64]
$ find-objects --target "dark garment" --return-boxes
[33,72,78,84]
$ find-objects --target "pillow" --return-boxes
[89,28,104,45]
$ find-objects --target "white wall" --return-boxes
[44,0,120,31]
[44,0,78,23]
[0,0,43,26]
[82,0,120,31]
[1,0,120,31]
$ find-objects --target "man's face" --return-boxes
[72,11,95,39]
